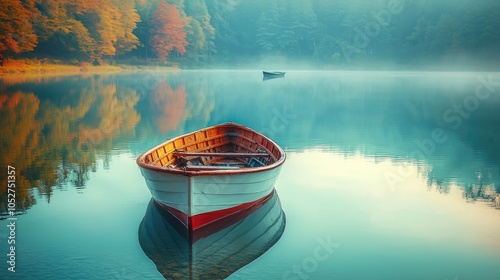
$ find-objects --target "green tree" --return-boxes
[284,0,318,56]
[184,0,215,64]
[224,0,266,56]
[256,2,281,52]
[256,0,317,56]
[426,14,462,55]
[205,0,240,62]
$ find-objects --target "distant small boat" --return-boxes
[136,122,286,231]
[263,71,286,78]
[138,189,286,279]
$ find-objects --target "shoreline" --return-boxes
[0,63,122,76]
[2,59,497,77]
[0,59,179,77]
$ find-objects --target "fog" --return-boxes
[203,0,500,71]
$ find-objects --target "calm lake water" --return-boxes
[1,70,500,279]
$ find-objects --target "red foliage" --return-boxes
[149,1,188,61]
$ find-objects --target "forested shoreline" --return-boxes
[1,0,499,69]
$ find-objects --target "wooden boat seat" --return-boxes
[173,151,270,158]
[185,165,240,171]
[247,157,266,167]
[211,162,247,166]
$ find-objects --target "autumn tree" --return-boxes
[77,0,122,59]
[0,0,37,54]
[114,0,141,55]
[85,2,121,57]
[33,1,97,61]
[33,0,140,62]
[149,1,188,62]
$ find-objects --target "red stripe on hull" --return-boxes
[191,192,274,242]
[155,191,275,231]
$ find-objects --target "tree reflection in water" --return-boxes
[0,76,141,214]
[1,72,499,216]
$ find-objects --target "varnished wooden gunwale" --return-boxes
[136,123,286,176]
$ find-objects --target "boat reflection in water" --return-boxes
[138,189,286,279]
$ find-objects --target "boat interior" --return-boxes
[142,125,283,171]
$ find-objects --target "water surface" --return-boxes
[1,70,499,279]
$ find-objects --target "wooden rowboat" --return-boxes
[263,71,286,77]
[138,189,286,279]
[263,71,286,81]
[136,122,286,230]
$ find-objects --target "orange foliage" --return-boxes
[69,0,101,13]
[77,0,100,10]
[0,92,29,109]
[0,95,7,109]
[150,81,187,133]
[3,59,26,67]
[0,91,40,168]
[0,0,37,53]
[8,92,22,108]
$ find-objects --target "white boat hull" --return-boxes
[139,165,282,226]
